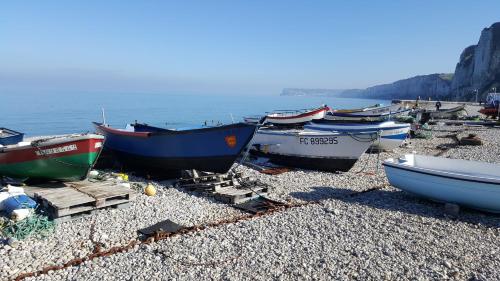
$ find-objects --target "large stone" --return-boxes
[444,203,460,217]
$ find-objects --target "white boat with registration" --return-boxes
[306,121,410,151]
[251,128,376,172]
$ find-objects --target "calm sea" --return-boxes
[0,92,389,136]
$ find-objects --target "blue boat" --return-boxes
[0,128,24,146]
[93,122,257,174]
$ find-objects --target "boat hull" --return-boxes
[428,105,466,119]
[0,135,104,182]
[0,128,24,146]
[243,116,264,124]
[265,107,329,125]
[105,148,242,174]
[94,122,257,174]
[251,150,358,172]
[479,107,499,117]
[384,155,500,213]
[306,121,410,151]
[328,104,410,121]
[251,129,376,172]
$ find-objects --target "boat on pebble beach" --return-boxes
[263,105,330,125]
[479,107,499,118]
[243,115,265,124]
[305,120,410,151]
[94,121,257,174]
[0,128,24,146]
[250,128,377,172]
[384,154,500,213]
[427,104,467,119]
[0,134,104,182]
[327,104,410,121]
[479,93,500,118]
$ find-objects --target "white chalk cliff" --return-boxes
[284,22,500,101]
[450,22,500,100]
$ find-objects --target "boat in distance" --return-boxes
[93,122,257,174]
[327,104,410,121]
[479,107,499,118]
[263,105,330,125]
[243,115,265,124]
[479,93,500,118]
[305,121,410,151]
[0,128,24,146]
[250,128,377,172]
[425,104,467,119]
[384,154,500,213]
[0,134,104,182]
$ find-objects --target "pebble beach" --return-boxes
[1,106,500,281]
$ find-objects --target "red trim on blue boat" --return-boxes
[98,125,151,138]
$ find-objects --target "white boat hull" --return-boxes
[384,154,500,213]
[251,129,376,171]
[306,121,410,151]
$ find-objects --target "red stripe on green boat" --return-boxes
[0,136,103,164]
[0,134,104,181]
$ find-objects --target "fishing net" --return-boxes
[413,123,432,139]
[1,213,55,240]
[394,116,415,124]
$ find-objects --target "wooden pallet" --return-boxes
[214,186,268,204]
[180,179,234,191]
[177,171,268,204]
[32,181,136,221]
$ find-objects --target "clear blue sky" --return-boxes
[1,0,499,95]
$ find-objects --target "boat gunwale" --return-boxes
[257,129,378,138]
[328,108,411,118]
[266,107,328,120]
[1,134,104,152]
[383,161,500,185]
[94,122,256,137]
[332,103,383,113]
[305,124,410,132]
[0,127,23,138]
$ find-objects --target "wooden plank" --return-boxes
[45,195,94,208]
[34,192,92,206]
[52,198,131,217]
[35,189,92,200]
[90,188,132,198]
[55,204,95,217]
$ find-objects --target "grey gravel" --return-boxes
[2,110,500,280]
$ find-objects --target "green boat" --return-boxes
[0,134,105,182]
